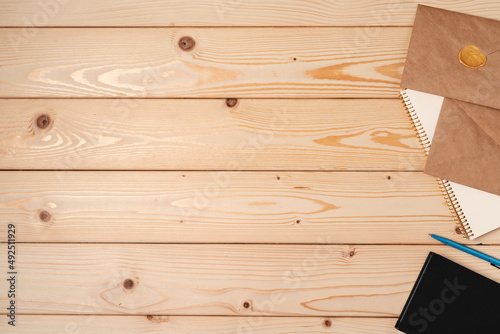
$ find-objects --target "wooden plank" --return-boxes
[1,0,500,27]
[0,27,410,98]
[0,315,400,333]
[0,171,476,244]
[0,99,424,170]
[2,244,500,316]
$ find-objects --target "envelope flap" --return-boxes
[402,5,500,110]
[424,98,500,196]
[416,5,500,53]
[455,100,500,146]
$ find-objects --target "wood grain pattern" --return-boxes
[0,316,400,334]
[0,99,424,170]
[2,1,500,331]
[2,244,500,316]
[0,28,410,98]
[0,171,467,244]
[1,0,500,27]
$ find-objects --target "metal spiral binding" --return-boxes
[399,90,472,239]
[439,179,472,238]
[400,90,431,154]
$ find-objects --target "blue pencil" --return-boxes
[430,234,500,268]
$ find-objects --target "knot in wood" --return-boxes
[39,210,52,222]
[178,36,196,51]
[36,114,51,129]
[225,98,238,108]
[123,278,135,290]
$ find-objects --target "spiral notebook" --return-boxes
[395,252,500,333]
[401,89,500,239]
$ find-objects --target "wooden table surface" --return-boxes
[1,1,500,333]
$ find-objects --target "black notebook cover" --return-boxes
[395,252,500,334]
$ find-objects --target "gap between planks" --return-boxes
[0,25,415,28]
[0,315,402,333]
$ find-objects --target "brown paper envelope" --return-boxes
[457,100,500,144]
[424,98,500,195]
[401,5,500,109]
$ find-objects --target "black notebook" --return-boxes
[395,252,500,334]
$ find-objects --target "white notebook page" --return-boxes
[404,89,500,239]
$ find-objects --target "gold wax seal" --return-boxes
[459,45,486,69]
